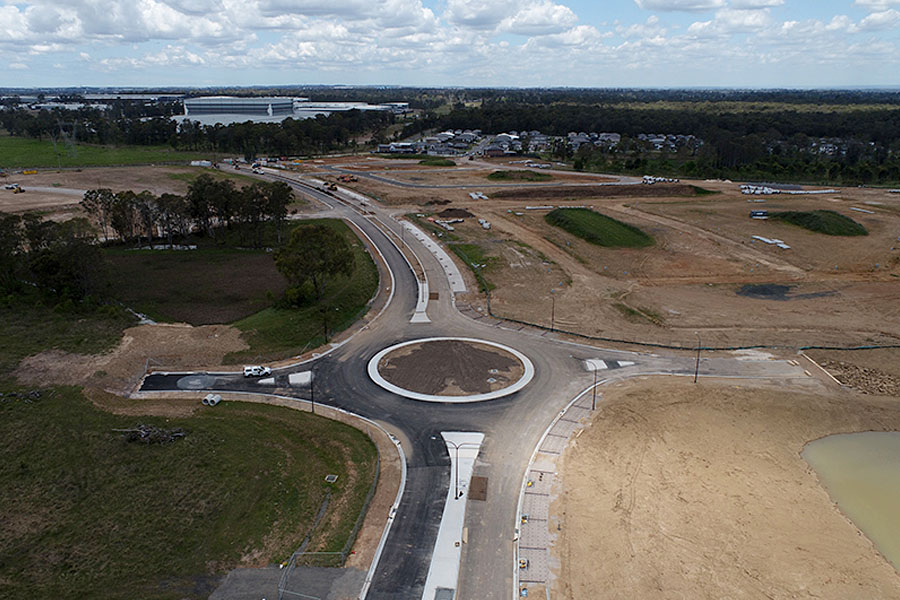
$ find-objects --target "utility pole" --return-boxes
[310,371,315,414]
[693,332,701,384]
[550,291,556,332]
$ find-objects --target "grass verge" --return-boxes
[770,210,868,236]
[487,170,552,182]
[545,208,654,248]
[0,135,211,168]
[0,387,377,600]
[449,243,496,292]
[225,219,378,363]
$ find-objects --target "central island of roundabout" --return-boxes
[367,337,535,402]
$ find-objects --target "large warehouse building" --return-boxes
[183,96,294,117]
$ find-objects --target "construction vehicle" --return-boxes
[13,186,25,194]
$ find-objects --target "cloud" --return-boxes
[498,1,578,35]
[634,0,725,11]
[854,0,900,10]
[856,8,900,29]
[730,0,783,7]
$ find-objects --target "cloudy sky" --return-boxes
[1,0,899,88]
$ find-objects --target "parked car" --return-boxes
[243,365,271,377]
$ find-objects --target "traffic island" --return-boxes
[367,337,534,402]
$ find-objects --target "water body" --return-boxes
[803,431,900,572]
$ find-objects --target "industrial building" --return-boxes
[183,96,294,117]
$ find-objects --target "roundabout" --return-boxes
[367,337,535,402]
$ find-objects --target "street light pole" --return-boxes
[592,366,598,410]
[443,440,480,500]
[550,291,556,332]
[310,370,315,414]
[693,332,701,384]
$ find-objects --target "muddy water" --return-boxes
[803,432,900,572]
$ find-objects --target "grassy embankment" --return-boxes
[103,219,378,363]
[770,210,868,236]
[487,170,552,182]
[418,158,456,167]
[0,384,377,600]
[544,208,654,248]
[0,134,211,168]
[0,290,379,599]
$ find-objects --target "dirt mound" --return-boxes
[492,184,695,200]
[437,208,474,219]
[15,323,248,395]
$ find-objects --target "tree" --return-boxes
[0,213,23,291]
[81,188,116,242]
[265,181,293,244]
[274,225,354,302]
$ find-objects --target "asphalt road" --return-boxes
[140,167,807,600]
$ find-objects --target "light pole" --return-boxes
[693,332,701,384]
[310,369,315,414]
[550,290,556,332]
[443,439,481,500]
[592,365,598,410]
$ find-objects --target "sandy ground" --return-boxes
[14,323,248,394]
[0,165,257,215]
[551,378,900,600]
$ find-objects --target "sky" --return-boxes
[1,0,899,89]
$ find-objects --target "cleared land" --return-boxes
[0,386,377,600]
[551,378,900,600]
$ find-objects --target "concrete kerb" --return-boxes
[367,337,536,403]
[512,377,609,600]
[367,214,431,324]
[131,388,406,600]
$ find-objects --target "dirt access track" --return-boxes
[550,377,900,600]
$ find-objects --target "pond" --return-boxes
[803,431,900,572]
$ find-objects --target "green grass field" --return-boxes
[487,170,552,182]
[104,247,287,325]
[0,135,210,168]
[418,158,456,167]
[545,208,654,248]
[0,386,377,600]
[770,210,868,236]
[166,168,258,186]
[225,219,378,363]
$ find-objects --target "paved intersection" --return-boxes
[140,170,809,600]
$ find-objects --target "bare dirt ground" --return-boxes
[14,323,248,394]
[377,339,524,395]
[551,378,900,600]
[360,173,900,348]
[0,165,256,215]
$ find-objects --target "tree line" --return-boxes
[80,174,295,248]
[0,107,393,159]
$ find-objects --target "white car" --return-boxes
[243,365,271,377]
[4,183,19,190]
